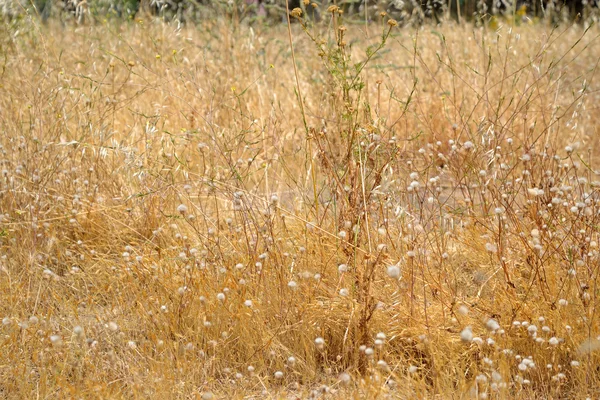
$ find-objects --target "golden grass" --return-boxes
[1,13,600,399]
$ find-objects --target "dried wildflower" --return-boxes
[387,19,398,27]
[386,264,401,279]
[460,326,473,343]
[50,335,62,346]
[290,8,302,18]
[486,319,500,332]
[339,372,351,384]
[315,337,325,350]
[73,326,84,337]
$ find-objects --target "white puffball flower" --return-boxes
[386,264,401,279]
[528,188,544,197]
[315,337,325,350]
[460,326,473,343]
[339,372,351,384]
[338,264,348,273]
[274,371,284,379]
[339,288,349,297]
[108,321,119,332]
[527,325,538,335]
[549,337,559,346]
[244,300,253,307]
[486,319,500,332]
[177,204,188,214]
[217,293,226,302]
[558,299,568,307]
[50,335,62,346]
[288,281,298,290]
[485,243,498,253]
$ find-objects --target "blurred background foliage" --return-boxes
[0,0,598,25]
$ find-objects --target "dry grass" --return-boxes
[1,11,600,399]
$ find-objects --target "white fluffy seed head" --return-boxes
[50,335,62,345]
[339,372,351,384]
[460,327,473,343]
[486,319,500,332]
[177,204,188,214]
[315,337,325,350]
[387,264,401,279]
[457,305,469,315]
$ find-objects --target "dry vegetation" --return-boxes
[1,8,600,399]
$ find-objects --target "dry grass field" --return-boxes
[1,8,600,399]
